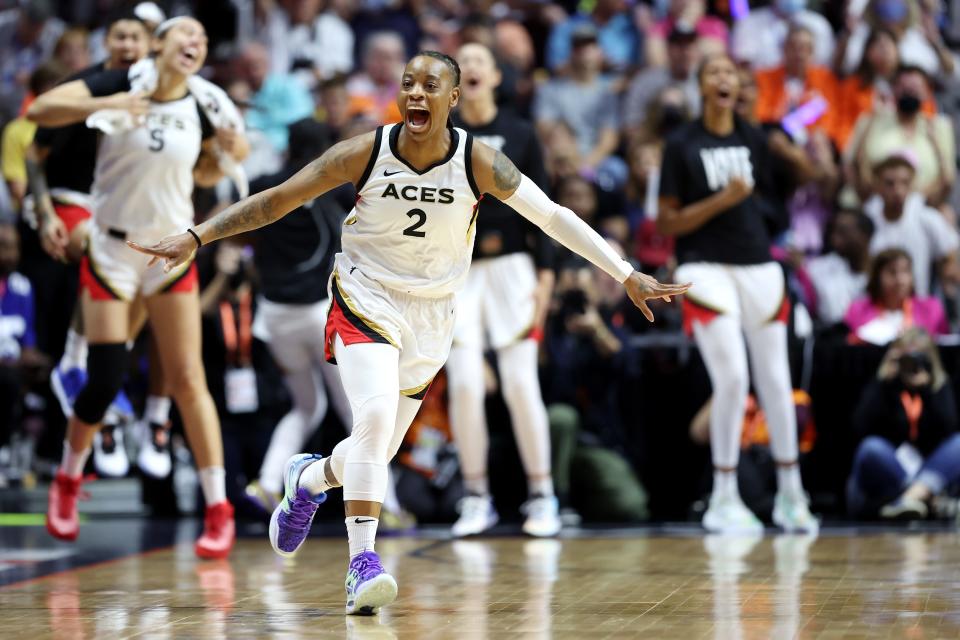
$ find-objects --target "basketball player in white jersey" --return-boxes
[448,43,559,537]
[132,51,689,614]
[31,17,249,558]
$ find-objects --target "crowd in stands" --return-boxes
[2,0,960,525]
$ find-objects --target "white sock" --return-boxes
[299,457,339,494]
[776,464,804,497]
[198,466,227,506]
[464,476,489,497]
[61,441,91,477]
[60,329,88,370]
[144,396,172,426]
[346,516,378,557]
[528,476,554,498]
[713,469,738,500]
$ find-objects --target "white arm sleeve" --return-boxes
[503,175,634,283]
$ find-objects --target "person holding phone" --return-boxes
[657,54,818,535]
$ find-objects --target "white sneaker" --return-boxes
[772,492,820,534]
[93,425,129,478]
[521,495,561,538]
[451,495,499,537]
[702,494,764,535]
[137,422,172,479]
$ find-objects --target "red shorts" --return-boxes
[54,203,92,235]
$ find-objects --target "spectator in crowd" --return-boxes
[802,209,874,326]
[834,29,936,151]
[557,174,629,249]
[544,245,650,522]
[393,371,462,524]
[0,0,64,122]
[318,73,351,139]
[845,66,954,207]
[737,65,839,256]
[346,31,405,125]
[644,0,727,69]
[234,42,314,153]
[623,23,701,142]
[731,0,834,71]
[754,24,839,139]
[535,25,620,178]
[1,61,67,211]
[838,0,954,79]
[346,0,421,61]
[846,249,948,344]
[848,328,960,519]
[546,0,640,73]
[0,221,48,445]
[862,152,960,296]
[51,27,89,73]
[256,0,354,89]
[89,1,164,63]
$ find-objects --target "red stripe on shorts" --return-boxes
[682,297,721,337]
[53,203,92,235]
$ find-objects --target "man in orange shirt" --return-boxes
[754,24,839,143]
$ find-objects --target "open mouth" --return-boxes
[406,106,430,132]
[178,46,199,67]
[466,76,481,89]
[717,87,732,100]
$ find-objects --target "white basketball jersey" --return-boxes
[341,123,482,297]
[91,96,206,239]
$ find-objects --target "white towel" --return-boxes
[86,58,249,198]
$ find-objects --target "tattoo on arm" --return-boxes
[24,155,54,219]
[208,191,277,241]
[493,150,521,193]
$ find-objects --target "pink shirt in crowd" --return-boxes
[844,296,948,345]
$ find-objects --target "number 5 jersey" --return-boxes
[342,122,481,297]
[83,68,214,239]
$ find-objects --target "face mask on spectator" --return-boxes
[896,92,922,115]
[875,0,908,23]
[775,0,806,16]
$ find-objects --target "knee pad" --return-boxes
[73,343,128,424]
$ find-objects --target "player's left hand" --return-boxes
[624,271,691,322]
[127,233,197,272]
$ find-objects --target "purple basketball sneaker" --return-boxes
[268,453,327,557]
[345,550,398,615]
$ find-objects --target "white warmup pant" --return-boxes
[676,262,799,470]
[252,297,351,494]
[446,254,552,490]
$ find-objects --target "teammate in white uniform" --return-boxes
[132,52,689,615]
[31,17,249,559]
[448,43,559,538]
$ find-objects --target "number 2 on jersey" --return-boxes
[403,208,427,237]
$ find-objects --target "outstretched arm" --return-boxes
[471,141,691,321]
[26,79,149,128]
[129,131,376,270]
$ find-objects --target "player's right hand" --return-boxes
[722,176,753,206]
[107,92,150,118]
[127,233,197,272]
[38,213,68,262]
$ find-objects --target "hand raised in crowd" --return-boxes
[623,271,692,322]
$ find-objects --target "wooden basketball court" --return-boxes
[2,526,959,638]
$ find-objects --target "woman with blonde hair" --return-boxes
[849,327,960,519]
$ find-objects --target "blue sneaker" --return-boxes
[50,365,87,418]
[107,389,135,421]
[268,453,327,557]
[345,551,398,615]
